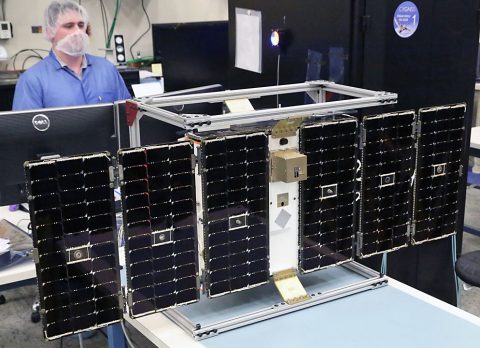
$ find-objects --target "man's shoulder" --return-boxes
[21,56,55,77]
[17,57,57,85]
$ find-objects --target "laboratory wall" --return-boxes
[0,0,228,70]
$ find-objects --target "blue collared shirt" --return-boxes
[12,50,131,110]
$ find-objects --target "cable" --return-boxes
[78,333,84,348]
[451,234,460,305]
[129,0,150,60]
[380,253,388,275]
[120,320,137,348]
[8,48,48,71]
[1,0,5,21]
[276,54,281,107]
[15,218,30,227]
[106,0,121,48]
[99,0,109,46]
[21,55,42,70]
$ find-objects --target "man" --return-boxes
[12,0,130,110]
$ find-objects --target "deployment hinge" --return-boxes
[356,231,363,257]
[117,164,124,183]
[359,125,366,149]
[191,154,197,171]
[271,117,306,138]
[414,121,421,138]
[272,268,310,305]
[32,248,40,263]
[118,291,125,308]
[127,292,133,308]
[109,165,117,188]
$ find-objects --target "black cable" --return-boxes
[1,0,5,21]
[129,0,151,60]
[13,50,41,70]
[11,49,47,70]
[21,55,42,70]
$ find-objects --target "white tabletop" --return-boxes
[471,127,480,150]
[0,205,36,287]
[124,273,480,348]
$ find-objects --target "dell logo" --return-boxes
[32,114,50,132]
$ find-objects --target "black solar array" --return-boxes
[119,142,198,318]
[359,111,416,257]
[200,132,270,297]
[25,153,121,340]
[412,104,465,244]
[299,119,357,272]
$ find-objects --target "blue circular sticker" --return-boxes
[393,1,420,38]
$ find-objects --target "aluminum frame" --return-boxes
[163,262,387,340]
[128,81,397,147]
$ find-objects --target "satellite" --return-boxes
[24,81,466,340]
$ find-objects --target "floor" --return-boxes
[1,186,480,347]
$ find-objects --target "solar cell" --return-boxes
[358,111,416,257]
[412,104,465,244]
[200,132,270,297]
[119,142,199,317]
[25,153,121,340]
[299,118,357,271]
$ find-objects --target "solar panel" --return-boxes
[299,118,357,272]
[200,132,270,297]
[119,142,199,318]
[412,104,465,244]
[25,153,121,340]
[358,111,416,257]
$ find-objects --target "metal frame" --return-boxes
[122,81,395,341]
[128,81,397,146]
[163,262,387,340]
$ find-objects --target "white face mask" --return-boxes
[56,31,89,57]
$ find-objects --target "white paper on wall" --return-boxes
[234,7,262,73]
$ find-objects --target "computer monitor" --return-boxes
[117,84,225,148]
[0,103,118,205]
[152,21,229,92]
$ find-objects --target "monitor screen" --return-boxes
[117,84,225,148]
[152,21,229,92]
[0,103,118,205]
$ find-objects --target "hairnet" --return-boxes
[44,0,89,41]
